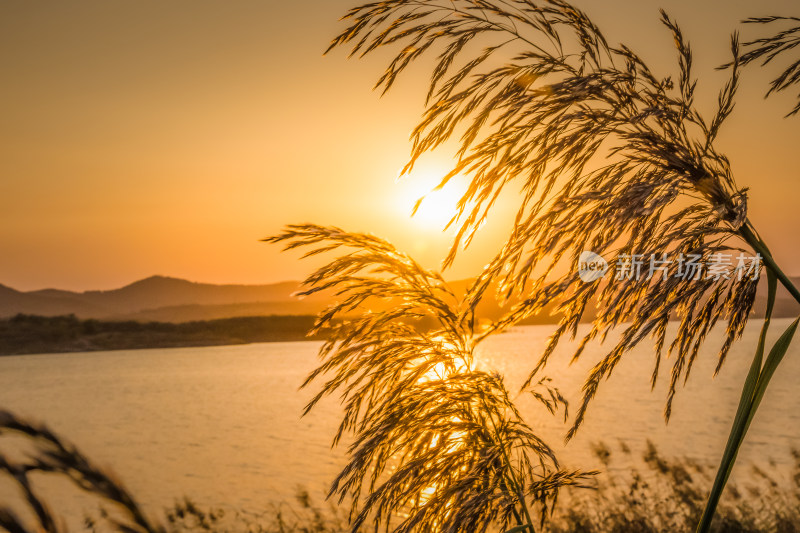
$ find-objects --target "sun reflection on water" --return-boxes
[415,337,471,509]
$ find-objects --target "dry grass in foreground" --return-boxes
[3,406,798,533]
[163,442,800,533]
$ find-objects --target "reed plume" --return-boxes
[737,15,800,117]
[322,1,800,530]
[267,224,593,533]
[0,410,163,533]
[325,0,766,436]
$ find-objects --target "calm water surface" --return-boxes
[1,322,799,525]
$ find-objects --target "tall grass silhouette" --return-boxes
[738,15,800,117]
[326,0,758,428]
[267,225,592,532]
[0,410,162,533]
[311,1,800,530]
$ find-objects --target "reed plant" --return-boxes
[307,1,800,531]
[267,225,593,532]
[0,411,344,533]
[548,442,800,533]
[738,16,800,117]
[0,410,162,533]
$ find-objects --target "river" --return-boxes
[1,321,798,527]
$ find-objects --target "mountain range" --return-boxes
[1,274,798,324]
[0,276,332,322]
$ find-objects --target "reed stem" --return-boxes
[697,222,800,532]
[696,293,773,532]
[477,390,536,533]
[739,221,800,305]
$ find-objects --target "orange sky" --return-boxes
[1,0,799,291]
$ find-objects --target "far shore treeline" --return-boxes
[2,271,798,356]
[0,314,324,356]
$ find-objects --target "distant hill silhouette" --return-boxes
[0,274,796,324]
[0,276,329,322]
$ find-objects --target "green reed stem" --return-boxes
[740,221,800,305]
[696,265,776,532]
[698,222,800,532]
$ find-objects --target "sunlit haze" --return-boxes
[2,0,798,291]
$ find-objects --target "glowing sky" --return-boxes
[1,0,798,291]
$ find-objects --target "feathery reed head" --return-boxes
[325,0,762,437]
[738,15,800,117]
[267,224,594,532]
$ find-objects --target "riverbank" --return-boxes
[0,314,322,355]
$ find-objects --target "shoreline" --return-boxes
[0,314,323,356]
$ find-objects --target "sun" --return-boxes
[413,186,465,228]
[397,162,467,230]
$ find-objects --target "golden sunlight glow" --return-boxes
[413,337,471,509]
[419,360,461,383]
[420,416,466,507]
[412,187,463,227]
[420,484,438,505]
[418,337,470,384]
[398,161,468,231]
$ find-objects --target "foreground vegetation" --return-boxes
[0,314,322,355]
[286,1,800,529]
[548,442,800,533]
[164,443,800,533]
[118,445,800,533]
[3,404,798,532]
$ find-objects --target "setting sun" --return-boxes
[398,162,468,231]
